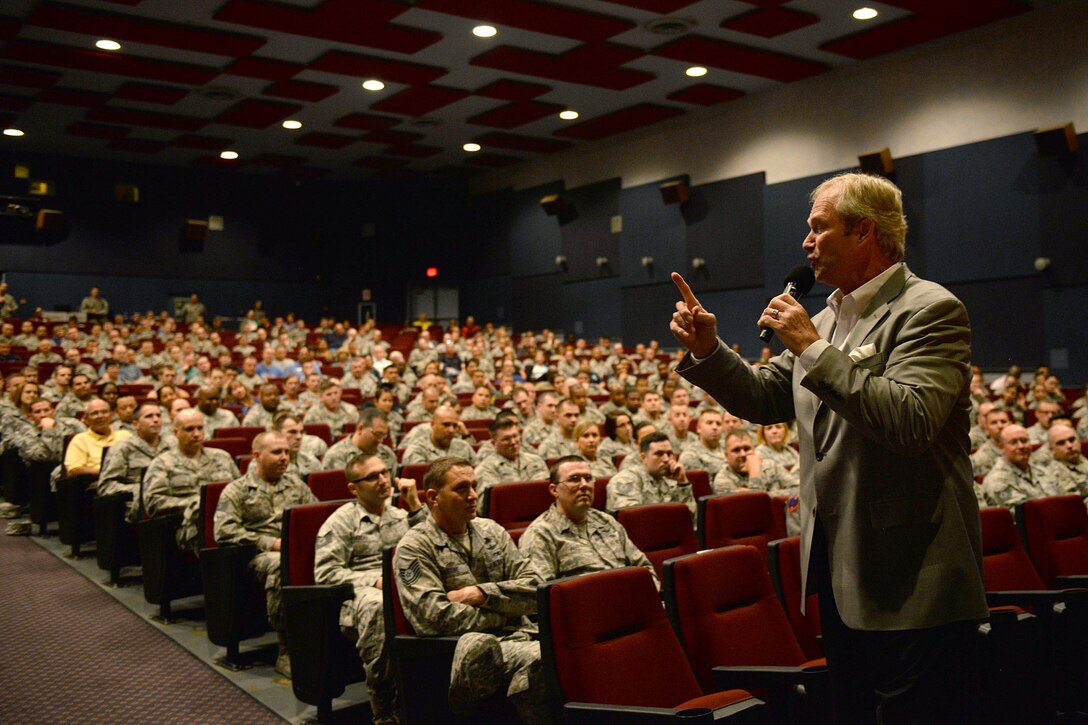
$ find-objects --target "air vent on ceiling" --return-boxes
[644,17,696,35]
[197,86,242,102]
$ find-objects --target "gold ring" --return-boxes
[771,309,780,319]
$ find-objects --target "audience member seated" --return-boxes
[10,397,85,464]
[196,384,239,437]
[64,397,130,478]
[714,430,797,495]
[55,373,95,419]
[971,408,1012,478]
[755,422,799,472]
[461,386,500,421]
[536,399,580,459]
[302,381,358,438]
[474,417,548,503]
[268,411,323,477]
[322,408,396,475]
[402,405,476,466]
[982,424,1045,508]
[1033,424,1088,497]
[571,420,616,479]
[98,402,172,518]
[597,411,637,463]
[607,432,695,522]
[243,383,286,429]
[1026,400,1060,446]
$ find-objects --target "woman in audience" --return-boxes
[574,419,617,478]
[755,422,799,472]
[598,411,637,462]
[97,381,120,410]
[225,381,254,415]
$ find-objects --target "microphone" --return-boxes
[759,265,816,342]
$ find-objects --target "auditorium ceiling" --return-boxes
[0,0,1045,179]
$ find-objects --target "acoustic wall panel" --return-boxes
[509,180,563,278]
[1043,285,1088,383]
[562,276,622,340]
[460,274,512,326]
[512,273,563,331]
[618,177,686,286]
[946,277,1044,371]
[763,171,834,299]
[559,177,621,282]
[1037,132,1088,287]
[467,187,514,279]
[684,171,765,293]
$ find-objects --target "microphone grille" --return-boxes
[784,265,816,296]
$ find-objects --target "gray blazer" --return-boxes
[679,265,988,631]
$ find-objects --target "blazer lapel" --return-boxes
[842,265,910,353]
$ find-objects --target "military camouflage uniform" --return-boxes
[474,451,549,498]
[1035,456,1088,497]
[401,436,476,466]
[393,516,546,723]
[678,439,725,478]
[519,504,656,587]
[597,436,638,464]
[399,422,431,449]
[584,454,617,479]
[536,433,578,460]
[303,401,359,438]
[339,372,378,398]
[55,393,91,420]
[236,373,267,391]
[755,443,799,472]
[971,440,1002,478]
[521,419,554,448]
[247,451,323,479]
[8,415,85,462]
[712,457,797,495]
[313,500,427,718]
[143,446,240,550]
[242,404,283,429]
[606,465,696,522]
[666,430,695,455]
[982,458,1046,509]
[461,405,499,422]
[322,437,398,477]
[301,434,328,461]
[201,407,240,438]
[214,467,317,630]
[98,434,172,519]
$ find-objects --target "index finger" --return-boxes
[671,272,700,309]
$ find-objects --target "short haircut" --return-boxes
[639,431,671,453]
[135,401,160,418]
[549,455,588,485]
[271,409,299,431]
[810,172,908,264]
[489,417,520,437]
[346,451,382,479]
[725,430,753,447]
[359,407,388,427]
[320,380,340,393]
[422,456,474,492]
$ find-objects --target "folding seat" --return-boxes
[203,436,251,460]
[592,475,610,511]
[767,537,822,660]
[1,448,29,508]
[698,491,787,560]
[686,468,712,500]
[281,500,364,723]
[55,439,102,557]
[303,424,332,446]
[306,469,350,502]
[484,480,552,543]
[138,481,211,621]
[95,484,142,586]
[26,459,57,535]
[213,425,265,446]
[200,480,272,669]
[538,566,764,724]
[398,463,429,490]
[1017,494,1088,588]
[615,503,698,580]
[662,546,829,725]
[462,418,492,430]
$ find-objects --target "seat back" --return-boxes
[687,469,712,500]
[979,506,1047,590]
[538,567,704,710]
[1019,495,1088,587]
[767,536,822,660]
[487,480,552,531]
[200,481,230,549]
[215,426,265,445]
[593,476,610,511]
[699,491,787,559]
[399,463,429,489]
[307,469,350,502]
[382,548,418,637]
[303,424,333,446]
[204,437,251,459]
[616,503,698,580]
[281,500,346,586]
[663,546,808,692]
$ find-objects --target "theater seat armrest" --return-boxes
[1054,575,1088,589]
[282,583,354,608]
[563,702,693,723]
[712,665,827,694]
[986,589,1069,612]
[394,633,461,659]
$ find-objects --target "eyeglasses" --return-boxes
[348,468,391,484]
[559,474,595,486]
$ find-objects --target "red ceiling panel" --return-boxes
[475,79,551,101]
[467,100,565,129]
[99,0,144,5]
[215,99,303,128]
[474,132,573,154]
[600,0,702,11]
[821,1,1027,59]
[214,0,440,55]
[294,132,356,149]
[667,84,744,106]
[107,138,166,153]
[418,0,633,43]
[248,153,305,166]
[0,94,34,112]
[722,7,820,38]
[39,87,110,107]
[65,122,129,139]
[354,156,410,170]
[171,134,234,150]
[554,103,683,141]
[0,63,61,89]
[223,57,303,81]
[0,40,219,85]
[471,43,655,91]
[464,152,522,168]
[310,50,446,85]
[115,82,187,105]
[27,2,264,57]
[333,113,400,132]
[263,79,339,103]
[0,16,20,41]
[361,130,424,146]
[651,36,827,82]
[88,105,206,132]
[384,144,442,158]
[370,86,469,117]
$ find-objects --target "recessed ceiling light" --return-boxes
[685,66,708,78]
[362,80,385,92]
[3,128,25,137]
[472,25,497,38]
[95,39,121,51]
[853,7,878,20]
[220,150,239,160]
[282,120,302,130]
[559,110,579,120]
[463,143,482,152]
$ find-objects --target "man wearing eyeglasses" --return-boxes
[314,452,425,724]
[520,456,656,587]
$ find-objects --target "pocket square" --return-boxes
[848,343,878,362]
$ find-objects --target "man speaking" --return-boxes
[670,172,986,724]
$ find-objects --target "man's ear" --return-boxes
[856,218,875,243]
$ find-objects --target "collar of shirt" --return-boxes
[826,262,902,348]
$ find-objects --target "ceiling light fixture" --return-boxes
[282,120,302,130]
[463,143,482,152]
[473,25,497,38]
[853,7,878,20]
[220,150,239,160]
[95,39,121,51]
[559,110,579,120]
[3,128,25,137]
[686,66,708,77]
[362,80,385,91]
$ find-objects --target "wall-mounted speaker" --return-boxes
[858,148,895,176]
[1034,123,1078,156]
[540,194,564,216]
[35,209,65,232]
[179,219,208,253]
[660,179,689,205]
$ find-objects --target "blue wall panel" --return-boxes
[467,188,515,279]
[1043,284,1088,383]
[1037,133,1088,288]
[618,178,686,286]
[560,177,621,282]
[508,181,563,278]
[684,172,765,293]
[562,276,622,340]
[512,273,563,332]
[461,274,513,326]
[946,277,1044,370]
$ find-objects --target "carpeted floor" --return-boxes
[0,532,285,724]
